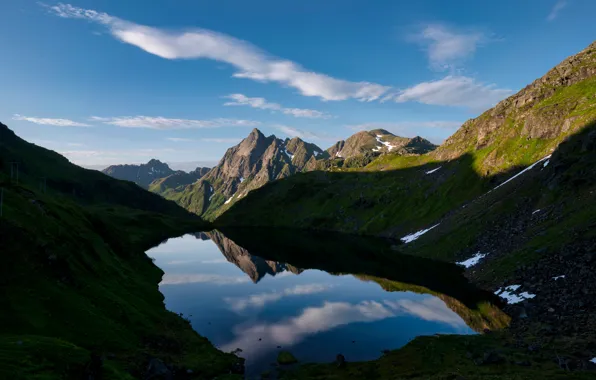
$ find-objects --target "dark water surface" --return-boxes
[146,229,505,377]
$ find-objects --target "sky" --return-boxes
[1,0,594,170]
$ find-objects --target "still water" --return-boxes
[146,229,502,376]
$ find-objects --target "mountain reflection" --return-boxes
[207,230,303,283]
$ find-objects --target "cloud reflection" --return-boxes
[220,297,467,360]
[160,273,251,285]
[224,284,331,312]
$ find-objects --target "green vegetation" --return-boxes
[279,333,595,380]
[217,42,596,243]
[277,351,299,365]
[0,123,242,379]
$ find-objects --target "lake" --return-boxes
[146,229,507,377]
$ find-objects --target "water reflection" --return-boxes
[147,229,508,377]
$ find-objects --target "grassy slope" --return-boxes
[0,124,241,379]
[217,45,596,240]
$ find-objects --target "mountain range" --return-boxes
[102,129,436,219]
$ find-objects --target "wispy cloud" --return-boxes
[166,137,194,142]
[390,76,512,110]
[46,3,389,102]
[13,114,91,127]
[347,121,461,133]
[201,137,243,143]
[225,284,331,312]
[91,116,259,130]
[167,137,243,143]
[160,273,251,285]
[547,0,568,21]
[223,94,331,119]
[410,24,489,71]
[274,125,324,140]
[45,4,511,109]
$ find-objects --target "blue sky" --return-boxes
[1,0,594,170]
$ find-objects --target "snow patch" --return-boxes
[457,252,488,268]
[425,167,442,175]
[239,177,244,183]
[494,285,536,304]
[335,151,342,158]
[532,209,541,214]
[313,151,320,157]
[208,186,215,201]
[543,160,550,168]
[283,148,294,161]
[590,357,596,364]
[491,155,551,192]
[552,275,565,281]
[400,224,440,244]
[224,196,234,205]
[375,135,395,151]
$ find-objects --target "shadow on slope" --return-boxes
[216,149,532,237]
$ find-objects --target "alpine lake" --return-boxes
[146,228,508,378]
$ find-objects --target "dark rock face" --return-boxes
[102,159,175,188]
[170,128,326,218]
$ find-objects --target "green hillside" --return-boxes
[217,41,596,238]
[0,122,242,379]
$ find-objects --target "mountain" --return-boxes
[217,41,596,238]
[148,166,210,196]
[162,128,327,219]
[207,230,302,282]
[0,122,240,378]
[327,129,437,159]
[102,158,175,188]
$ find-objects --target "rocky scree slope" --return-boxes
[217,41,596,238]
[102,158,175,189]
[162,128,327,220]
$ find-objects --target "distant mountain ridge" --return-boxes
[102,159,175,188]
[327,129,437,159]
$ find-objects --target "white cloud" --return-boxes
[547,0,568,21]
[411,24,488,70]
[225,284,331,312]
[160,273,251,285]
[224,93,331,119]
[45,4,511,110]
[167,137,243,143]
[13,114,91,127]
[275,125,323,140]
[47,4,390,102]
[90,116,259,130]
[392,76,512,110]
[167,137,194,142]
[347,121,462,132]
[201,137,243,143]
